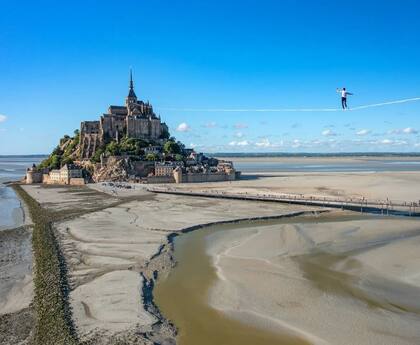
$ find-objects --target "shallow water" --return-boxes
[154,215,420,345]
[0,186,24,230]
[0,156,42,230]
[154,221,311,345]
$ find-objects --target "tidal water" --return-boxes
[0,156,43,230]
[154,221,311,345]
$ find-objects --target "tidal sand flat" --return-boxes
[173,169,420,203]
[205,216,420,344]
[22,182,315,344]
[0,226,34,345]
[155,214,420,345]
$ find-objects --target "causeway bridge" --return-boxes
[147,186,420,217]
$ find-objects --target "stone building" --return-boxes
[26,164,45,184]
[80,71,169,159]
[47,164,84,185]
[154,162,183,176]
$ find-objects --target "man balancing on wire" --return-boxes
[337,87,353,109]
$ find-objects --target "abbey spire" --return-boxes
[126,68,137,104]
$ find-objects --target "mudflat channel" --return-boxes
[154,219,316,345]
[155,213,420,345]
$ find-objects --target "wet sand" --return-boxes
[205,216,420,344]
[155,214,420,344]
[172,170,420,203]
[0,198,34,344]
[155,220,312,345]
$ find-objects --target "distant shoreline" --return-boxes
[211,152,420,158]
[0,155,48,158]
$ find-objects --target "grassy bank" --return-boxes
[12,185,78,345]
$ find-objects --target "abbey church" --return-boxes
[80,72,169,158]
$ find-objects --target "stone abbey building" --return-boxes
[80,72,169,158]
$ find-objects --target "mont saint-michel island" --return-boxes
[26,73,238,186]
[2,2,420,345]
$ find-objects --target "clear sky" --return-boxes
[1,0,420,154]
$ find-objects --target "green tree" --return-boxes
[105,141,120,156]
[117,137,148,156]
[92,147,105,163]
[119,137,136,154]
[49,154,61,169]
[61,156,74,166]
[163,140,181,155]
[52,146,63,156]
[175,154,183,161]
[145,153,159,161]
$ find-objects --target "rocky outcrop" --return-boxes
[92,156,134,182]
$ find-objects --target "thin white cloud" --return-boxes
[322,129,337,137]
[255,138,272,147]
[356,129,371,136]
[234,131,244,138]
[0,114,7,123]
[379,139,408,146]
[229,140,249,146]
[403,127,418,134]
[389,127,418,135]
[176,122,191,132]
[292,139,301,148]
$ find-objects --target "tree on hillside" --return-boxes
[119,137,147,156]
[105,141,120,156]
[91,147,105,163]
[50,155,61,169]
[163,140,181,155]
[61,156,74,166]
[145,153,159,161]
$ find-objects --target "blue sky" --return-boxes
[1,0,420,154]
